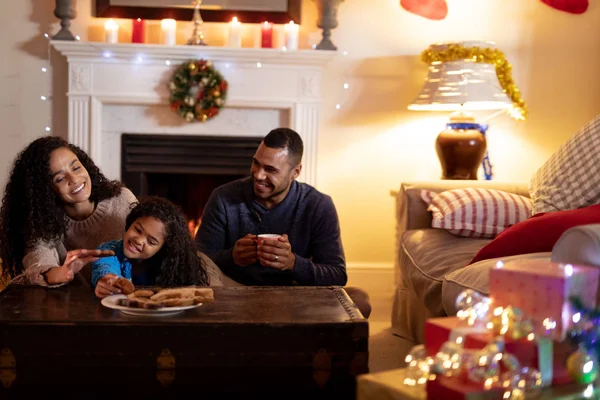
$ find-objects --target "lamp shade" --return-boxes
[408,41,513,112]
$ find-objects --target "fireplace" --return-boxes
[51,41,335,190]
[122,134,262,235]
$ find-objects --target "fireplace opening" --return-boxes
[146,173,243,237]
[121,134,263,238]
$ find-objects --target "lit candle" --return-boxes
[104,19,119,44]
[161,18,177,46]
[284,20,299,51]
[227,17,242,48]
[131,18,145,43]
[261,21,273,48]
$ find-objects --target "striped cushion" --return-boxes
[421,188,532,238]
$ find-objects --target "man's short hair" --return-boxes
[263,128,304,166]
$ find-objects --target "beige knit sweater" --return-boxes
[21,187,224,288]
[23,188,137,287]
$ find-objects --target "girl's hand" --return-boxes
[94,273,122,298]
[44,249,115,285]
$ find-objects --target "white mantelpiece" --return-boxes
[51,41,336,186]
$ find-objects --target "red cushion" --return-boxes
[470,203,600,264]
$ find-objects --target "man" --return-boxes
[195,128,371,318]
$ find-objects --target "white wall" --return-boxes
[2,0,599,267]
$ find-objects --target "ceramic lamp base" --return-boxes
[435,127,486,180]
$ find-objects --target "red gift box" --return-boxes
[424,317,487,356]
[427,375,504,400]
[465,332,573,386]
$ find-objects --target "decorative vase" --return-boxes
[52,0,77,41]
[435,112,487,180]
[314,0,344,50]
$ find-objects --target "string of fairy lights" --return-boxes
[41,31,81,134]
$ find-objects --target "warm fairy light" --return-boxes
[527,333,535,341]
[573,313,581,323]
[484,378,494,390]
[564,264,574,277]
[496,261,504,269]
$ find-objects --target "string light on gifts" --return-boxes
[404,288,559,398]
[566,296,600,384]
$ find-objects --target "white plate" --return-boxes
[101,294,203,317]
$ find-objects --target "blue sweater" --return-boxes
[91,239,155,287]
[195,177,347,286]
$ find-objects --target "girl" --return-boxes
[92,196,222,298]
[0,136,136,287]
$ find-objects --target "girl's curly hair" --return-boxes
[0,136,122,279]
[125,196,209,287]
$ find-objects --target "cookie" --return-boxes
[132,289,155,298]
[113,277,135,295]
[160,298,196,307]
[117,297,163,309]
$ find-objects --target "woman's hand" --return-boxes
[94,273,122,298]
[44,249,115,285]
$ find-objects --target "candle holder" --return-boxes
[314,0,344,50]
[187,0,207,46]
[52,0,77,41]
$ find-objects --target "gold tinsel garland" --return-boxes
[421,43,527,120]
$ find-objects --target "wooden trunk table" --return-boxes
[0,281,368,398]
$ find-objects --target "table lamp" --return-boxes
[408,41,526,180]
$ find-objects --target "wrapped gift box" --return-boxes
[489,259,599,339]
[426,375,504,400]
[424,317,487,356]
[465,332,574,386]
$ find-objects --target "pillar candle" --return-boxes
[104,19,119,44]
[161,18,176,46]
[227,17,242,48]
[261,21,273,48]
[131,18,145,43]
[284,20,299,51]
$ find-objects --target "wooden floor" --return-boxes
[347,267,413,373]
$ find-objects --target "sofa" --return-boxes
[391,180,549,345]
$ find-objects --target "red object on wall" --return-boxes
[261,21,273,48]
[541,0,588,14]
[400,0,448,20]
[132,18,145,43]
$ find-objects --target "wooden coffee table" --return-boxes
[0,280,368,397]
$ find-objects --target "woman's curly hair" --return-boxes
[0,136,122,279]
[125,196,209,287]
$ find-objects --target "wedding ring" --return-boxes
[274,255,279,261]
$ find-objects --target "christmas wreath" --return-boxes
[168,59,228,122]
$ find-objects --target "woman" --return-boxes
[0,136,137,287]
